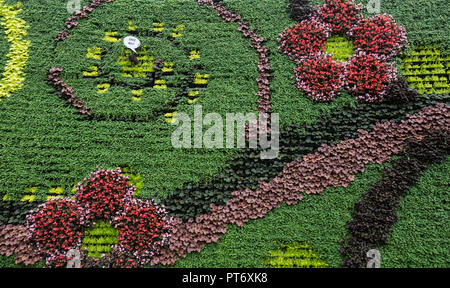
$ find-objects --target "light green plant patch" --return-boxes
[121,167,144,197]
[82,221,118,258]
[401,45,450,94]
[325,36,354,63]
[262,241,328,268]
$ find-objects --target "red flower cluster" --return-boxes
[345,53,396,102]
[319,0,360,34]
[295,55,344,102]
[115,198,171,262]
[278,0,407,102]
[350,14,408,58]
[26,200,84,258]
[26,168,172,268]
[75,169,132,220]
[278,20,328,61]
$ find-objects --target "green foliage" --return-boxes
[121,167,144,196]
[0,255,44,268]
[0,23,6,70]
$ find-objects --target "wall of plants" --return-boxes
[0,0,448,268]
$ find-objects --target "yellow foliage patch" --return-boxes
[0,1,30,100]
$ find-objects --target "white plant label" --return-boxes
[124,36,141,54]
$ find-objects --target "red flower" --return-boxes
[278,20,328,61]
[320,0,361,34]
[345,53,397,102]
[349,14,408,58]
[75,168,134,220]
[295,54,345,102]
[114,199,170,260]
[27,199,84,258]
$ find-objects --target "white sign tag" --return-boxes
[123,36,141,54]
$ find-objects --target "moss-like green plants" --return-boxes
[82,221,118,258]
[401,45,450,94]
[262,241,328,268]
[57,22,209,122]
[325,36,353,62]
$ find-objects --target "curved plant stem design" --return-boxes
[198,0,272,116]
[150,104,450,266]
[56,0,116,42]
[160,92,447,221]
[0,1,30,100]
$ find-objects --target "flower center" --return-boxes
[325,36,354,63]
[82,221,118,258]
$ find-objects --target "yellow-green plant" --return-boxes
[0,1,30,99]
[401,45,449,94]
[122,167,144,197]
[82,221,119,258]
[325,36,354,63]
[262,241,328,268]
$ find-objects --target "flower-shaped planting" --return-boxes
[26,168,173,268]
[278,0,408,103]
